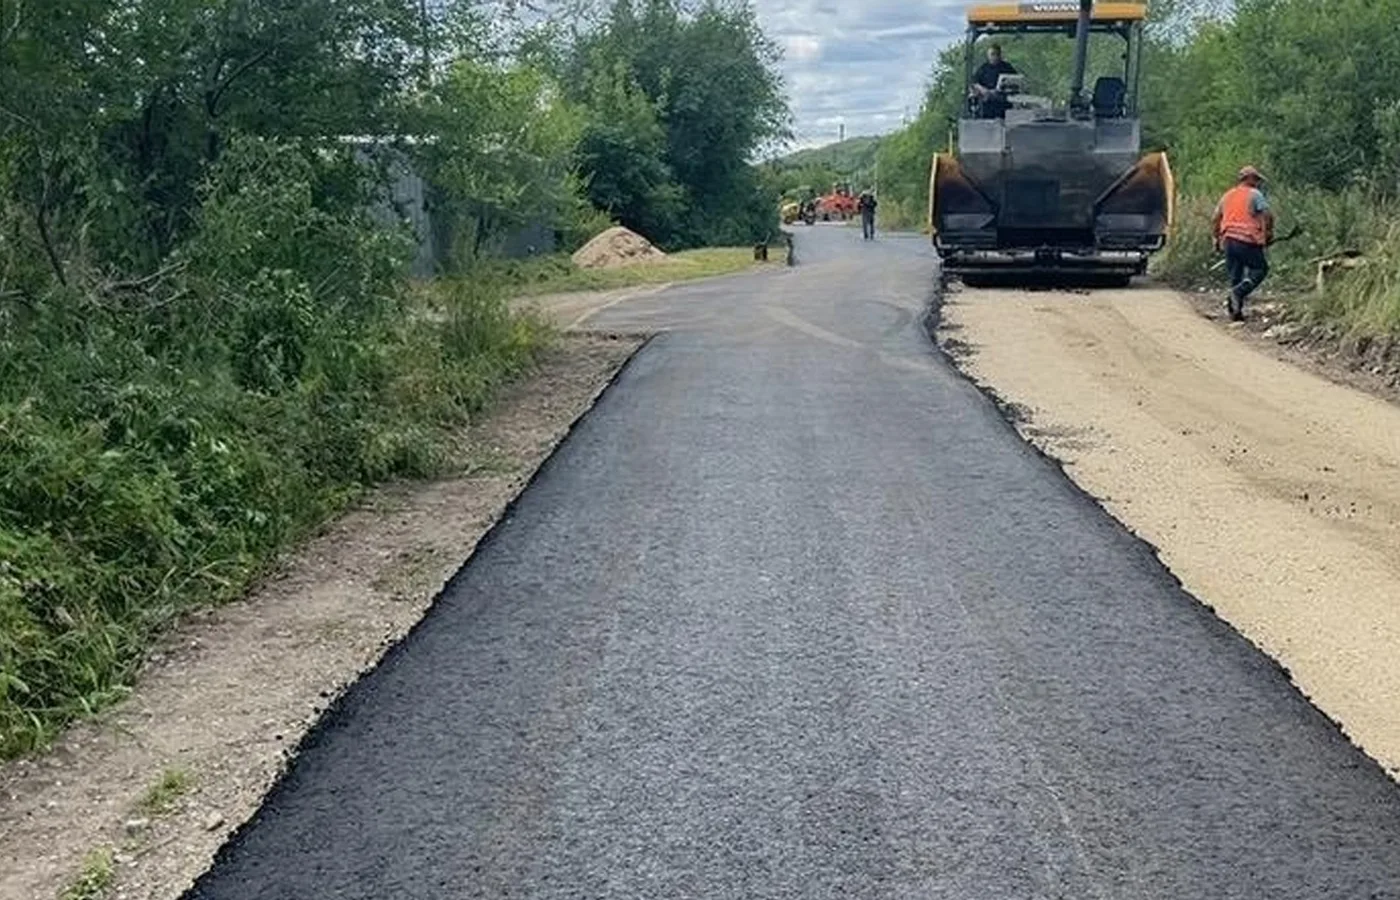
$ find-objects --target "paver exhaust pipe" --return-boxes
[1069,0,1093,107]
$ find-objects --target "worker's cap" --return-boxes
[1237,165,1265,182]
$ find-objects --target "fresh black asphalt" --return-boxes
[186,228,1400,898]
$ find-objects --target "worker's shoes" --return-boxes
[1227,292,1245,322]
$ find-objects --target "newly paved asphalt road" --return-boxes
[188,228,1400,898]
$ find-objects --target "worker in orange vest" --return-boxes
[1211,165,1275,322]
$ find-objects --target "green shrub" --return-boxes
[562,203,617,253]
[0,140,546,759]
[1151,193,1220,287]
[61,847,114,900]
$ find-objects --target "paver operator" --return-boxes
[969,43,1018,118]
[1212,165,1275,322]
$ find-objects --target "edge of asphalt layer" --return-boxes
[182,281,1397,893]
[921,285,1400,786]
[179,333,655,899]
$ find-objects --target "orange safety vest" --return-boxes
[1218,185,1268,246]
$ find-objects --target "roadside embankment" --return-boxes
[1154,189,1400,369]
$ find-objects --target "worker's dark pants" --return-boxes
[1225,239,1269,301]
[861,211,875,240]
[977,97,1009,119]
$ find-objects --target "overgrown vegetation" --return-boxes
[875,0,1400,339]
[0,0,788,758]
[1146,0,1400,340]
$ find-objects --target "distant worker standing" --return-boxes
[1212,165,1275,322]
[859,190,878,241]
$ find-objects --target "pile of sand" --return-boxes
[571,226,666,269]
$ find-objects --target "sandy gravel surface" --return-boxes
[0,335,640,900]
[938,283,1400,774]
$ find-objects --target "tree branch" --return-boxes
[94,261,188,295]
[0,0,22,51]
[0,287,37,313]
[88,287,190,314]
[208,46,274,118]
[0,103,35,129]
[35,154,68,288]
[35,205,67,288]
[202,51,231,129]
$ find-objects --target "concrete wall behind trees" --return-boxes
[361,145,556,277]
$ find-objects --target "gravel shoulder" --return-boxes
[1182,292,1400,403]
[0,334,641,900]
[937,283,1400,775]
[512,283,676,331]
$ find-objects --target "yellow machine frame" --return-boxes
[965,2,1147,25]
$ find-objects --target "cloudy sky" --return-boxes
[754,1,969,148]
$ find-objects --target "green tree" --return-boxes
[0,0,434,279]
[418,58,584,263]
[565,0,789,247]
[575,60,687,242]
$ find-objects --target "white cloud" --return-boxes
[754,0,968,149]
[784,34,823,62]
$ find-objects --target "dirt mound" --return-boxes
[571,226,666,269]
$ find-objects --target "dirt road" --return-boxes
[939,283,1400,774]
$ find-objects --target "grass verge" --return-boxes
[875,198,929,233]
[475,246,786,298]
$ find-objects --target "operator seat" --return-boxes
[1093,76,1127,118]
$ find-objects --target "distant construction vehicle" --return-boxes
[781,192,818,226]
[816,183,860,222]
[929,1,1174,285]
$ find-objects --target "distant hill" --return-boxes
[771,135,883,175]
